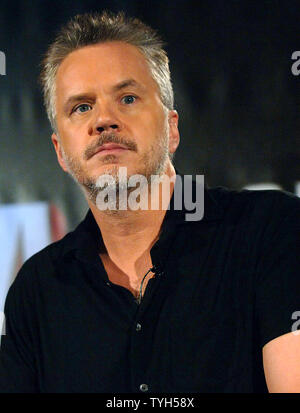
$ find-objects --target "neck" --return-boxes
[87,163,176,263]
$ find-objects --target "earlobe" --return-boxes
[168,110,180,155]
[51,133,68,172]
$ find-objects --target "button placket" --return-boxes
[130,283,158,392]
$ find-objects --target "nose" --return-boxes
[97,124,118,133]
[89,103,122,135]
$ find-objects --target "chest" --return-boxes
[99,251,155,299]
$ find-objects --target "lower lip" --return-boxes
[93,148,129,157]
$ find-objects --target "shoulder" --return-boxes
[207,186,300,224]
[5,209,96,308]
[21,228,75,270]
[5,229,76,302]
[208,185,300,209]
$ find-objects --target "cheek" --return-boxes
[58,127,84,155]
[135,109,166,141]
[58,139,84,170]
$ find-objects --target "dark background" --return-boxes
[0,0,299,228]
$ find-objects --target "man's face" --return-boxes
[52,41,179,203]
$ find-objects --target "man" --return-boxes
[0,11,299,393]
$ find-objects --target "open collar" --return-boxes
[61,171,224,258]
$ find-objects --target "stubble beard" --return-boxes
[60,121,170,210]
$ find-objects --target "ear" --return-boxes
[51,133,68,172]
[168,110,180,155]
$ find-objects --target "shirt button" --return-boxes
[139,383,149,392]
[106,282,111,286]
[136,323,142,331]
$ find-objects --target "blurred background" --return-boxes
[0,0,299,312]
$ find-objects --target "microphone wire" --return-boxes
[136,266,157,305]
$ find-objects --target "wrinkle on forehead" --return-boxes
[55,41,159,105]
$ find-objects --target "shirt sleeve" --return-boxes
[255,191,300,348]
[0,261,38,393]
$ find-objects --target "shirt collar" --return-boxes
[61,171,224,257]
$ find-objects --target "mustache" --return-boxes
[84,133,137,160]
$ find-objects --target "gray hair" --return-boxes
[40,11,174,132]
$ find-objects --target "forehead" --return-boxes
[55,41,158,98]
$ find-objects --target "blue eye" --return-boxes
[74,104,92,113]
[122,95,136,104]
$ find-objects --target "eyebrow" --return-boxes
[111,78,145,93]
[63,78,145,113]
[63,94,95,113]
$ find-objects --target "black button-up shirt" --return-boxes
[0,176,299,393]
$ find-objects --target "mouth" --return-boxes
[92,143,130,157]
